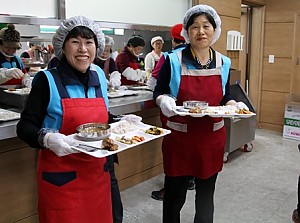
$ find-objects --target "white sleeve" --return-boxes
[0,68,11,84]
[144,53,154,73]
[122,67,140,81]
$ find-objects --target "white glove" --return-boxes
[22,74,32,88]
[109,71,121,88]
[159,95,177,117]
[236,102,249,111]
[147,76,157,91]
[44,132,80,157]
[5,68,24,79]
[121,114,142,124]
[122,67,144,82]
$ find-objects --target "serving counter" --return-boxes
[0,90,163,223]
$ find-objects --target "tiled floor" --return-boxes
[121,129,300,223]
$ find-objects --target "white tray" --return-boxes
[3,88,31,95]
[107,89,139,98]
[0,108,20,121]
[173,106,256,118]
[69,122,170,158]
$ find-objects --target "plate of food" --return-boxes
[173,105,256,118]
[107,89,139,98]
[69,121,171,157]
[0,108,20,121]
[3,87,31,95]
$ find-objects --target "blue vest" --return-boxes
[38,64,108,130]
[168,51,231,98]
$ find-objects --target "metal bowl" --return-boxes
[183,100,208,109]
[76,123,111,141]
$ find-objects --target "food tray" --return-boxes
[3,88,31,95]
[0,108,20,121]
[69,121,170,157]
[126,85,151,91]
[173,106,256,118]
[107,89,139,98]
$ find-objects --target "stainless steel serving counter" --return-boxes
[0,90,154,140]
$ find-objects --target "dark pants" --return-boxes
[163,174,218,223]
[107,155,123,223]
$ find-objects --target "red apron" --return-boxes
[37,98,112,223]
[121,62,140,85]
[161,52,226,179]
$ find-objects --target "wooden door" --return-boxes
[291,14,300,94]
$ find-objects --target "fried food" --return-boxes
[188,107,202,113]
[236,108,252,114]
[102,138,119,151]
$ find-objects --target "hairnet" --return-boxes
[105,35,114,47]
[151,36,164,46]
[181,4,221,45]
[53,16,105,59]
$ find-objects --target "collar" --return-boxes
[57,57,100,88]
[190,46,214,61]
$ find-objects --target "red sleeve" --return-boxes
[151,56,165,79]
[116,52,130,73]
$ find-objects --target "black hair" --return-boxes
[186,12,217,31]
[173,38,185,44]
[127,35,145,47]
[63,26,98,48]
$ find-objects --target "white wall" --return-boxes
[66,0,189,26]
[0,0,57,18]
[0,0,190,27]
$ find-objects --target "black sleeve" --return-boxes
[153,56,171,101]
[109,58,118,73]
[20,51,29,58]
[16,73,50,148]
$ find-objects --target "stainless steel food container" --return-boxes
[183,100,208,109]
[76,123,111,140]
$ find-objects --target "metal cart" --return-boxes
[223,84,256,162]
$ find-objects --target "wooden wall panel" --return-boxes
[265,0,300,22]
[262,58,292,92]
[263,23,294,58]
[0,147,38,223]
[193,0,241,18]
[259,91,286,125]
[243,0,265,5]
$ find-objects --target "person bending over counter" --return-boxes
[0,24,31,87]
[116,35,146,85]
[16,16,139,223]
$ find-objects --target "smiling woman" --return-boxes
[16,16,121,223]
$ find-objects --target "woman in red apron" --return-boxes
[17,16,114,223]
[0,24,30,87]
[154,5,248,223]
[115,35,146,85]
[144,36,164,77]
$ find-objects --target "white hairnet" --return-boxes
[53,16,105,59]
[180,4,221,45]
[151,36,164,46]
[105,35,114,47]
